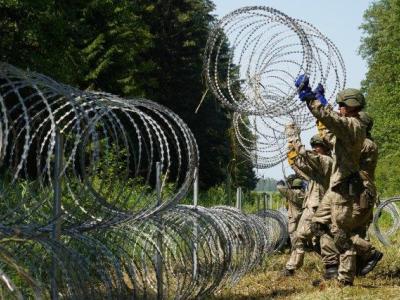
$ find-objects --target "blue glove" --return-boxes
[295,74,309,91]
[301,180,308,191]
[314,83,328,106]
[295,74,315,102]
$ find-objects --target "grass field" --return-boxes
[213,238,400,300]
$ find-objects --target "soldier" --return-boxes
[295,76,382,286]
[282,133,333,277]
[353,111,381,275]
[276,176,305,258]
[312,111,381,283]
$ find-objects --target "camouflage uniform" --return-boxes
[285,138,332,271]
[351,136,379,271]
[276,184,304,244]
[307,99,366,283]
[317,118,379,274]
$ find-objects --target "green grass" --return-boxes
[213,235,400,300]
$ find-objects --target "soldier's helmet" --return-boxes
[336,88,365,108]
[291,178,303,188]
[286,174,297,185]
[310,134,328,148]
[358,111,374,133]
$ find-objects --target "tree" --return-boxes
[0,0,257,190]
[136,0,256,189]
[0,0,153,93]
[359,0,400,196]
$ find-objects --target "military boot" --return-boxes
[323,264,338,280]
[281,268,295,277]
[359,250,383,276]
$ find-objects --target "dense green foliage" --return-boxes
[360,0,400,196]
[0,0,256,190]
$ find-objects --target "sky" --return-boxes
[212,0,374,180]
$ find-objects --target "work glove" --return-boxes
[284,122,301,144]
[301,180,308,191]
[316,120,327,138]
[294,74,314,102]
[287,143,298,165]
[313,83,328,106]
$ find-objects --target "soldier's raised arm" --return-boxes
[295,75,365,143]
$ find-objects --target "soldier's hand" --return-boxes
[287,148,298,165]
[316,120,327,138]
[295,74,315,102]
[313,83,328,106]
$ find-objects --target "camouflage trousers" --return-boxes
[312,189,375,282]
[286,206,313,270]
[288,208,302,244]
[286,205,340,271]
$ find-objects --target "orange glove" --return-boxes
[287,145,298,166]
[316,120,327,138]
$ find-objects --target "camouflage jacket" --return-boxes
[360,138,378,182]
[359,138,378,206]
[307,100,366,188]
[277,185,304,222]
[292,148,332,210]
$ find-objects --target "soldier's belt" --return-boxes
[332,172,365,197]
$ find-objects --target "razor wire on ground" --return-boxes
[373,196,400,247]
[204,6,346,168]
[0,63,290,299]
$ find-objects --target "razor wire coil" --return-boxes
[204,6,346,168]
[0,63,288,299]
[373,196,400,246]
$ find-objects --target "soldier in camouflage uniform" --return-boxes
[352,111,382,276]
[317,110,382,269]
[357,111,378,232]
[314,111,381,280]
[282,133,333,276]
[296,77,381,285]
[276,177,305,252]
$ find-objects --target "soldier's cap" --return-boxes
[336,88,365,108]
[291,178,303,188]
[310,134,328,148]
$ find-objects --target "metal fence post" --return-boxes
[192,168,199,280]
[236,187,242,210]
[263,193,267,213]
[193,167,198,207]
[51,130,63,300]
[155,162,163,300]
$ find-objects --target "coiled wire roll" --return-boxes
[373,196,400,246]
[204,6,346,168]
[0,63,288,299]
